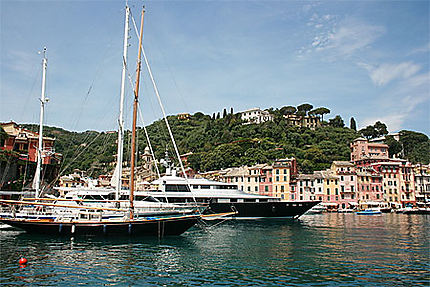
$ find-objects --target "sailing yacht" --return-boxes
[0,6,203,236]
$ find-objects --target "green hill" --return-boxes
[17,111,429,177]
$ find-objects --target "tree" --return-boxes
[212,113,215,120]
[230,107,234,115]
[350,117,357,131]
[385,135,402,158]
[193,112,205,120]
[311,107,330,121]
[223,108,227,118]
[360,125,377,139]
[0,127,8,143]
[280,106,296,116]
[328,115,344,128]
[297,103,313,116]
[399,130,429,163]
[216,112,220,119]
[374,121,388,137]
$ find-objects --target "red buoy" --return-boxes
[19,258,27,265]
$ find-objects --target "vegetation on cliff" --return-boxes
[14,109,429,177]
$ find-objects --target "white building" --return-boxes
[239,108,273,124]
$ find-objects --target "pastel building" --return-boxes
[321,170,340,211]
[223,166,260,194]
[312,171,325,202]
[272,158,297,200]
[297,174,316,201]
[414,165,430,205]
[398,160,416,206]
[356,167,384,203]
[1,121,60,165]
[259,164,273,196]
[330,161,358,209]
[371,161,402,207]
[283,114,321,130]
[350,137,389,165]
[239,108,273,125]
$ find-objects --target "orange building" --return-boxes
[1,121,61,164]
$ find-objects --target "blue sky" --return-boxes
[1,1,429,134]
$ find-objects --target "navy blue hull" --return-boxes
[0,216,199,237]
[206,201,319,218]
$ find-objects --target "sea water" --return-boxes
[1,213,429,286]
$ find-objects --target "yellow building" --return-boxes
[272,158,297,200]
[321,170,340,211]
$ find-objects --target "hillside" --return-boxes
[18,112,430,177]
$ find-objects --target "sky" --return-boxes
[1,0,429,135]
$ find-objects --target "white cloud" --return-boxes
[409,42,430,55]
[305,17,385,58]
[361,114,407,132]
[360,72,430,132]
[326,21,385,56]
[358,61,421,86]
[3,50,41,79]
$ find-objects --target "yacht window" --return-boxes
[192,185,199,189]
[244,199,256,202]
[165,184,191,192]
[230,198,237,203]
[135,195,160,202]
[200,185,211,189]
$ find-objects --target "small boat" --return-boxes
[306,204,326,214]
[395,205,421,214]
[356,208,382,215]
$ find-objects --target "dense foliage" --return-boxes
[16,112,429,177]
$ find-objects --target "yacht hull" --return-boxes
[0,215,199,237]
[205,201,319,219]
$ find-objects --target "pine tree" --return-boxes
[223,108,227,118]
[350,117,357,131]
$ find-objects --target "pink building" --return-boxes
[356,167,384,203]
[371,161,401,206]
[331,161,358,209]
[259,165,273,196]
[350,137,389,164]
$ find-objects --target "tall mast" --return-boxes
[35,47,48,198]
[130,7,145,220]
[115,5,130,200]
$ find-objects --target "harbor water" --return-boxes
[1,213,429,286]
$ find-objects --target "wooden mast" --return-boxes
[130,7,145,220]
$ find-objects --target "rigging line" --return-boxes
[137,103,161,177]
[124,50,170,174]
[19,64,41,121]
[48,131,106,187]
[150,28,190,114]
[131,14,199,209]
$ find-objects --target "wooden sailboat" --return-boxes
[0,6,201,236]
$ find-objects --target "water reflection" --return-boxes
[1,214,429,286]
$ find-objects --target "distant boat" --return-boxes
[356,208,382,215]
